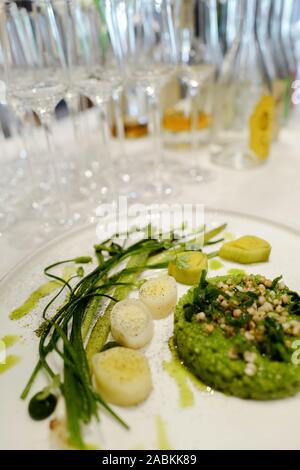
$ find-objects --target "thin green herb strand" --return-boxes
[204,223,227,244]
[20,361,42,400]
[63,364,86,450]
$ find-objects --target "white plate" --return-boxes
[1,209,300,450]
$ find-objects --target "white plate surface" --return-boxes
[1,209,300,450]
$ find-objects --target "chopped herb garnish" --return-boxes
[225,312,251,327]
[184,272,299,364]
[258,317,290,362]
[184,271,226,322]
[288,290,300,316]
[271,276,283,290]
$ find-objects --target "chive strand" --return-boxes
[63,365,86,450]
[204,223,227,244]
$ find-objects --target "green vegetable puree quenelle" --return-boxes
[174,272,300,399]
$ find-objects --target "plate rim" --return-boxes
[1,206,299,287]
[1,206,300,449]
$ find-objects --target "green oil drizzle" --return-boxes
[163,338,208,409]
[65,442,100,451]
[0,355,21,374]
[163,360,194,408]
[224,232,235,241]
[170,338,208,392]
[156,416,171,450]
[9,266,76,321]
[227,268,246,276]
[85,443,101,450]
[209,259,225,271]
[0,335,20,348]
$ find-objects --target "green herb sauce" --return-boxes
[224,232,235,241]
[85,443,101,450]
[0,355,21,374]
[0,335,20,348]
[156,416,171,450]
[163,337,209,408]
[209,259,225,271]
[227,268,246,276]
[163,360,194,408]
[9,266,76,321]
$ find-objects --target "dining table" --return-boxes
[1,107,299,280]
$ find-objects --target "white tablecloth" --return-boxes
[0,108,299,279]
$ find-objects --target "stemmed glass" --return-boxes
[0,106,16,235]
[105,0,178,199]
[172,0,216,183]
[218,0,240,55]
[1,0,69,231]
[57,0,122,205]
[0,4,38,234]
[0,39,11,233]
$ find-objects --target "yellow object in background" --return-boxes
[219,236,271,264]
[112,118,148,139]
[163,109,212,133]
[168,251,208,285]
[249,95,274,160]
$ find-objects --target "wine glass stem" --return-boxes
[66,94,84,174]
[40,114,68,222]
[189,84,199,156]
[98,102,116,195]
[20,120,40,211]
[12,107,41,209]
[66,93,92,199]
[112,90,128,180]
[148,88,163,193]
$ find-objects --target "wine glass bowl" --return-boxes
[1,0,71,229]
[105,0,178,200]
[161,0,216,183]
[59,0,124,204]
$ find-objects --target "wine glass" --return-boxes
[0,4,39,234]
[169,0,217,183]
[105,0,178,200]
[0,39,12,233]
[57,0,122,206]
[1,0,70,231]
[218,0,240,55]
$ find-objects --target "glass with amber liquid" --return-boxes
[161,0,220,183]
[162,65,214,150]
[162,0,218,151]
[111,84,149,139]
[211,0,275,169]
